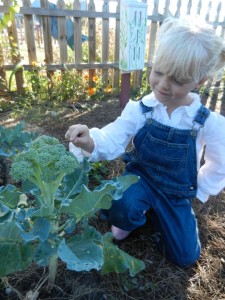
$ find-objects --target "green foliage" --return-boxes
[0,135,144,288]
[0,121,37,158]
[130,69,151,100]
[0,0,20,31]
[89,161,110,184]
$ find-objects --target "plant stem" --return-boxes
[47,253,58,290]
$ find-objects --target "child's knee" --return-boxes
[169,246,201,268]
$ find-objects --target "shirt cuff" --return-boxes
[196,188,209,203]
[69,142,91,163]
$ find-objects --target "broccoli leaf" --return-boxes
[22,218,51,242]
[62,159,90,198]
[33,241,57,267]
[61,183,117,220]
[0,222,33,277]
[101,232,145,277]
[0,184,22,209]
[58,225,103,271]
[61,175,139,221]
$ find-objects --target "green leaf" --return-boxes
[9,4,20,14]
[101,233,145,277]
[62,159,90,198]
[0,222,33,277]
[30,204,57,218]
[61,183,117,220]
[0,184,22,209]
[22,218,50,242]
[33,241,57,266]
[62,175,139,221]
[58,226,103,271]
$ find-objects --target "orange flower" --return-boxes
[92,76,97,82]
[106,84,112,93]
[88,87,96,96]
[83,74,89,80]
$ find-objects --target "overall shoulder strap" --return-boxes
[140,100,154,114]
[193,105,210,126]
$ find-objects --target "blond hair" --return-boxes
[153,16,225,82]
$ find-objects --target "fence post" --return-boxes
[120,72,131,108]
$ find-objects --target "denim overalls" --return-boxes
[104,100,210,267]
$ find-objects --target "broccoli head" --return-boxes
[10,135,79,205]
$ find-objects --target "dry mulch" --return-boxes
[0,92,225,299]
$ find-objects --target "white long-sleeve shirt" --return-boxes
[70,92,225,203]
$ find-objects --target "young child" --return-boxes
[65,17,225,267]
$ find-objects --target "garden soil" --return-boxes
[0,96,225,300]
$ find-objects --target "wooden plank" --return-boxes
[41,0,54,77]
[57,0,67,64]
[164,0,171,18]
[113,0,120,89]
[3,0,24,92]
[175,0,181,18]
[88,0,96,81]
[196,0,202,15]
[1,6,120,19]
[73,0,82,66]
[102,0,109,86]
[132,70,142,91]
[5,62,119,71]
[23,0,37,64]
[186,0,192,15]
[220,16,225,38]
[0,43,7,90]
[213,2,221,31]
[147,0,159,77]
[205,1,212,22]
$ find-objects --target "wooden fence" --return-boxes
[0,0,225,93]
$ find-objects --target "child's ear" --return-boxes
[195,78,207,89]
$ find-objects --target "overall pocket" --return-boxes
[136,132,188,174]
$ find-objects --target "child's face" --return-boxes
[150,68,200,107]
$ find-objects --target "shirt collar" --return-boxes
[141,92,202,117]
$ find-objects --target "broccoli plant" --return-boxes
[0,135,144,290]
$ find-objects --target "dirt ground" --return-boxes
[0,92,225,299]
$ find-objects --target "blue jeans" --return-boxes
[103,175,201,267]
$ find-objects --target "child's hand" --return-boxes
[65,124,94,153]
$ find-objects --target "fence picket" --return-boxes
[186,0,192,15]
[197,0,202,15]
[23,0,37,64]
[88,0,96,81]
[41,0,54,77]
[112,0,120,88]
[102,0,109,86]
[205,1,212,22]
[57,0,67,64]
[147,0,159,74]
[175,0,181,18]
[73,0,82,69]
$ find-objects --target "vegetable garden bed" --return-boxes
[0,97,225,300]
